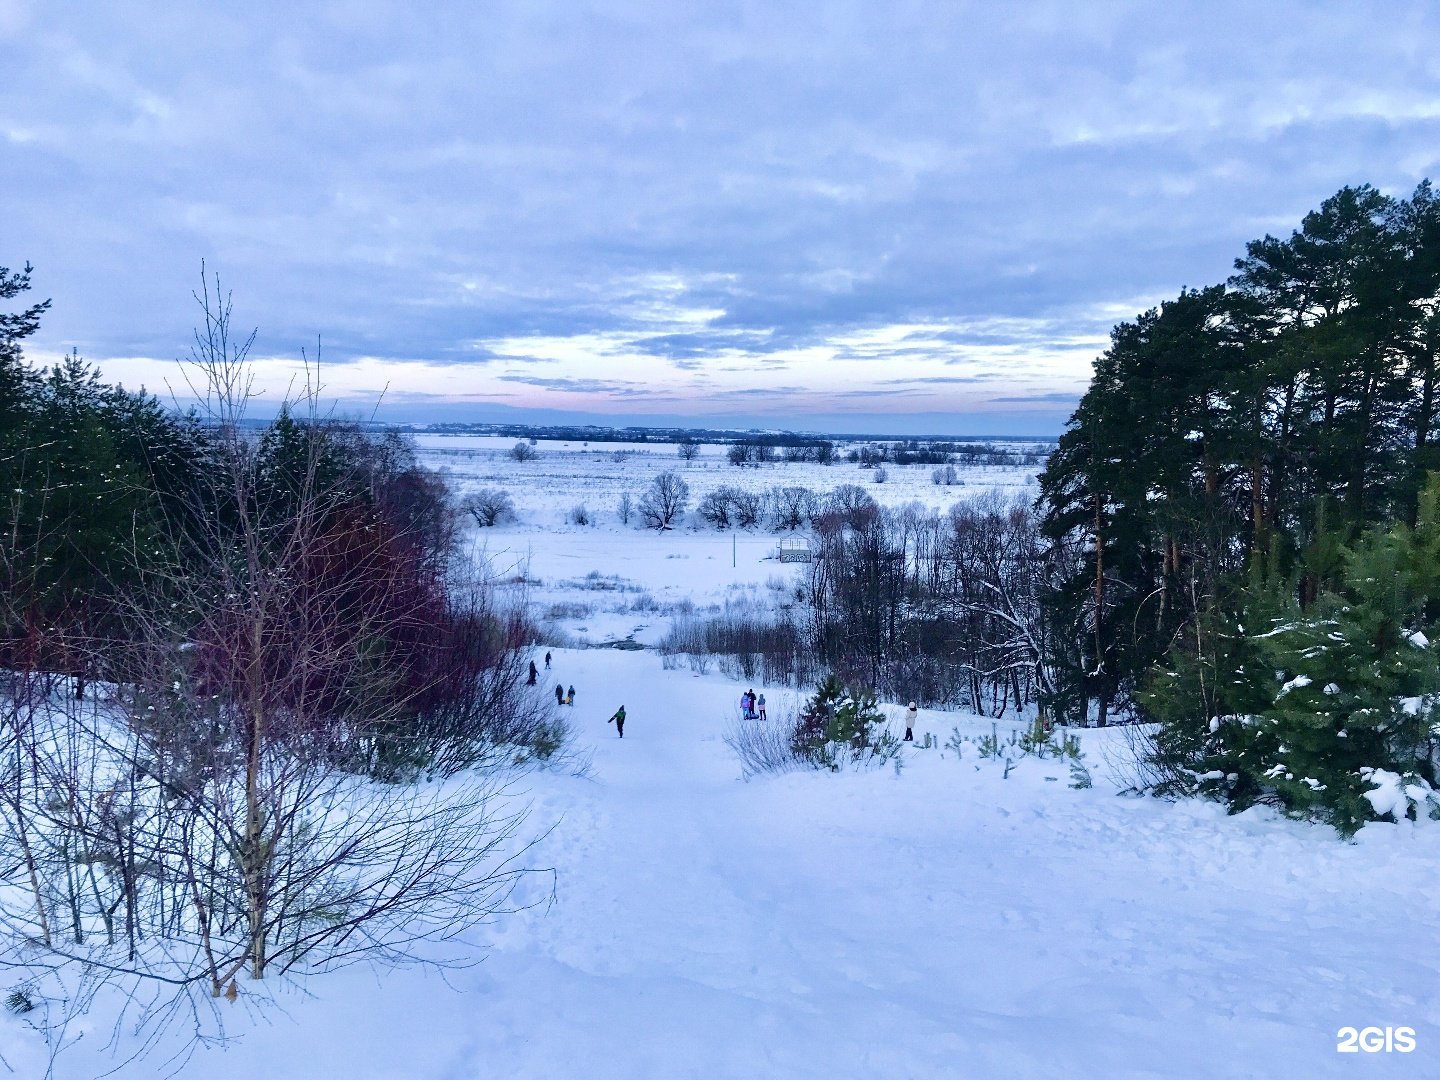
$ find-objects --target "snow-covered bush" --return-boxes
[1358,768,1440,824]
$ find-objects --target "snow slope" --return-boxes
[12,647,1437,1079]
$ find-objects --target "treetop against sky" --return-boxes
[3,0,1438,433]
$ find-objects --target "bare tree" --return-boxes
[698,487,736,528]
[461,487,516,527]
[826,484,880,530]
[676,437,701,462]
[638,471,690,530]
[616,491,633,525]
[771,486,818,530]
[733,488,765,528]
[509,440,538,463]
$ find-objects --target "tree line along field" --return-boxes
[413,433,1048,530]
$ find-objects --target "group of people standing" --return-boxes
[740,688,767,721]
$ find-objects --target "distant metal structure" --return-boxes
[777,537,814,563]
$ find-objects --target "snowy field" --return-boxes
[423,435,1041,645]
[5,437,1438,1078]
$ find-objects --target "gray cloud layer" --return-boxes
[3,1,1438,432]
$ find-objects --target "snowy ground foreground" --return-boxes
[8,647,1438,1079]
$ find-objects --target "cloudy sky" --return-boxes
[3,1,1438,434]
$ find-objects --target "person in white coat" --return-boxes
[904,701,918,742]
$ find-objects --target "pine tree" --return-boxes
[1146,478,1440,833]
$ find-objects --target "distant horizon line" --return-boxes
[216,414,1062,443]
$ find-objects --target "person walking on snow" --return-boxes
[555,683,564,707]
[904,701,918,742]
[608,705,626,738]
[757,693,767,720]
[544,651,552,670]
[567,684,576,706]
[528,660,538,686]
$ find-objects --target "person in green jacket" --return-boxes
[608,705,626,738]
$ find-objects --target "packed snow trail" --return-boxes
[14,648,1438,1079]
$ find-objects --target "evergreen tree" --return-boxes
[1144,479,1440,834]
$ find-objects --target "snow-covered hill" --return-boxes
[9,646,1436,1079]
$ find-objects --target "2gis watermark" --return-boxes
[1336,1026,1416,1054]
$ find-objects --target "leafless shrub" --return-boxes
[659,609,818,686]
[545,602,595,619]
[724,710,805,779]
[566,571,641,593]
